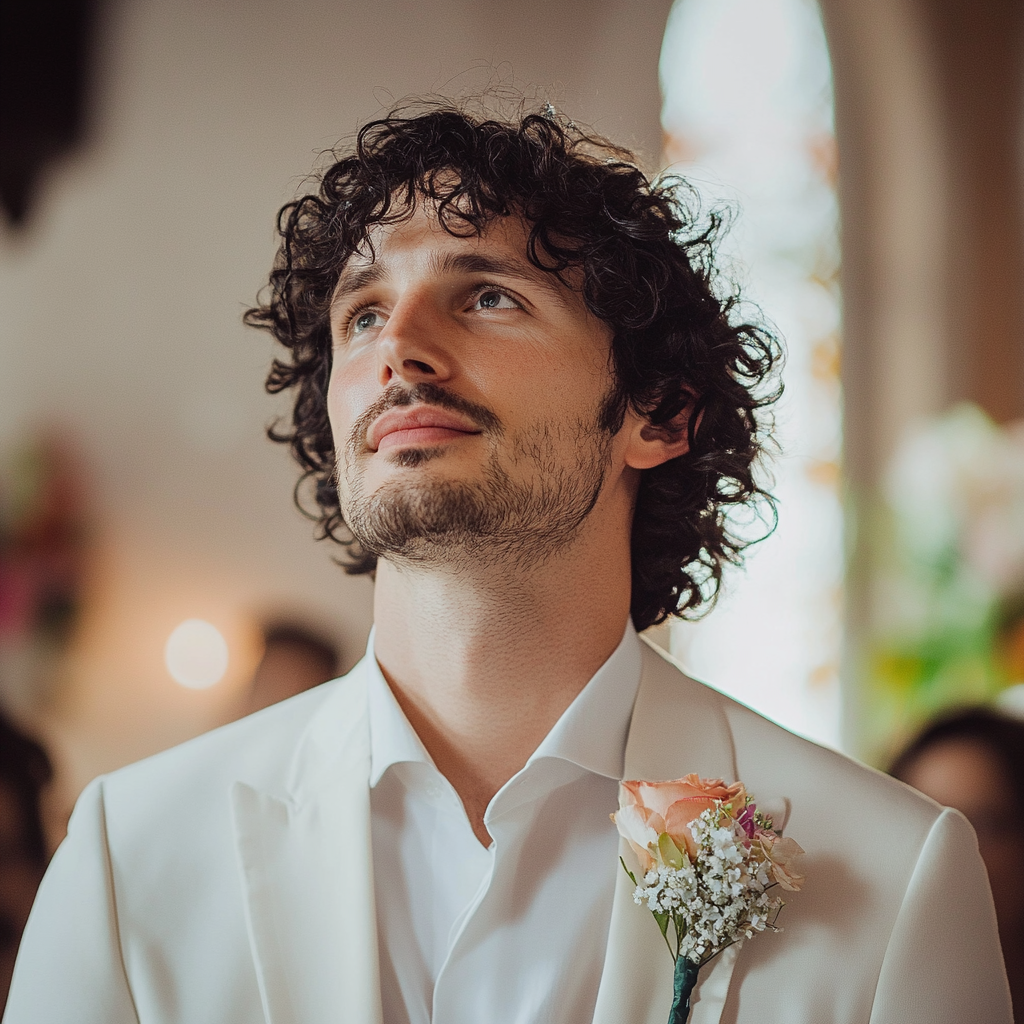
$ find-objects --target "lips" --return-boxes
[367,405,482,452]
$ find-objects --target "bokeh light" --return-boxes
[164,619,229,689]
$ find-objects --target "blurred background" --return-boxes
[1,0,1023,853]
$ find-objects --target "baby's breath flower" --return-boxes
[629,801,787,966]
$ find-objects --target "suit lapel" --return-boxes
[231,665,383,1024]
[593,640,744,1024]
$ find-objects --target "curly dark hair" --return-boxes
[244,102,781,632]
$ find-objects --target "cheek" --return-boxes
[327,355,378,449]
[491,347,611,427]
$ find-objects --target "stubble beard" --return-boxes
[339,386,615,572]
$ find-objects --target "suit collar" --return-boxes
[593,638,748,1024]
[231,660,383,1024]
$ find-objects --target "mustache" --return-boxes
[348,382,503,453]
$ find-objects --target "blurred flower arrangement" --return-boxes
[867,403,1024,760]
[0,434,88,714]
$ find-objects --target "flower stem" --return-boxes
[668,956,699,1024]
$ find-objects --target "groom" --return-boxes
[4,105,1012,1023]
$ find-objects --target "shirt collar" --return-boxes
[366,628,432,787]
[527,622,641,781]
[366,621,642,788]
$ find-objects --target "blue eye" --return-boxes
[475,290,516,310]
[352,311,380,333]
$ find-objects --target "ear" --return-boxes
[622,401,699,470]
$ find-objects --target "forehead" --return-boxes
[332,203,565,298]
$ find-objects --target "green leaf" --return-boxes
[654,909,671,937]
[658,832,685,870]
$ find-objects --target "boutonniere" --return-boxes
[612,774,805,1024]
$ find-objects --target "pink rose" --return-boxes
[614,774,746,862]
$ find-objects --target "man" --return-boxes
[4,105,1012,1023]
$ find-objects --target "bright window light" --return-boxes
[165,619,229,689]
[661,0,843,748]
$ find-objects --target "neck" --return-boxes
[372,527,633,846]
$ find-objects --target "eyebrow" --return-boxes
[331,249,567,307]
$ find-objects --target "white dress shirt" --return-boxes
[368,624,642,1024]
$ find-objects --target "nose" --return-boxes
[376,290,454,388]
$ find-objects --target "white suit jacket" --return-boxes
[4,639,1013,1024]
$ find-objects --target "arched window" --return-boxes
[661,0,843,747]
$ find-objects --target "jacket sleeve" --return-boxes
[869,807,1012,1024]
[3,778,140,1024]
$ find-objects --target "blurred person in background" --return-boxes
[892,709,1024,1018]
[0,713,51,1016]
[238,620,341,717]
